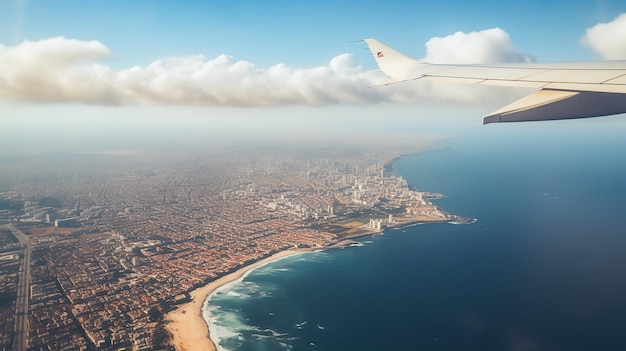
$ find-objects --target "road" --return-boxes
[6,224,31,351]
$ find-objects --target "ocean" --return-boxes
[204,119,626,351]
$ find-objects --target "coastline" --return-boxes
[164,151,472,351]
[165,249,303,351]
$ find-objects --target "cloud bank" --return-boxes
[581,13,626,59]
[0,37,381,106]
[0,29,533,107]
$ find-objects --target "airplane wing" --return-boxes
[364,38,626,124]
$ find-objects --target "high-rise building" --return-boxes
[54,217,79,228]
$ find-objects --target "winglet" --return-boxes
[364,39,423,80]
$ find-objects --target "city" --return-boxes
[0,138,466,350]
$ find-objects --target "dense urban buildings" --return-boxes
[0,139,463,350]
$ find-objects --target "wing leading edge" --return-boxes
[364,38,626,124]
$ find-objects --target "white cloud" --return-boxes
[423,28,534,64]
[0,32,533,108]
[0,37,387,106]
[0,37,116,103]
[581,13,626,59]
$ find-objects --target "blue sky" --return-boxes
[1,0,626,155]
[2,0,625,66]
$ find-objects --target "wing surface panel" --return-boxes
[364,38,626,123]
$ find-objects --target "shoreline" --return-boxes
[165,249,303,351]
[164,220,471,351]
[164,216,471,351]
[164,150,472,351]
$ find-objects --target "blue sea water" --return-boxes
[206,119,626,351]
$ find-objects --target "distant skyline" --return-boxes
[2,0,626,155]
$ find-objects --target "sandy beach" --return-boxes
[165,250,302,351]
